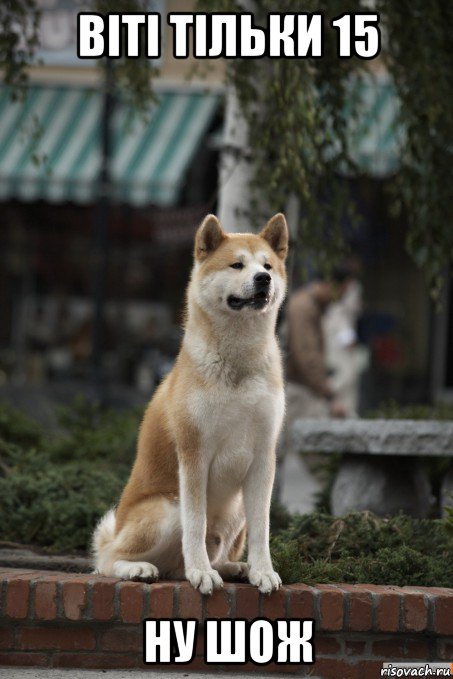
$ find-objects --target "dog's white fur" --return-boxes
[93,213,289,594]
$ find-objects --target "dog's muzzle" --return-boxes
[227,273,272,310]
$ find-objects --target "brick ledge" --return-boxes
[0,568,452,677]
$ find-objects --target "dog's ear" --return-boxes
[259,213,289,260]
[195,214,226,261]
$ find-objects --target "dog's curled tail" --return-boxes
[91,508,116,574]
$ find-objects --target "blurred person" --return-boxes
[323,279,369,416]
[285,269,353,423]
[274,269,353,508]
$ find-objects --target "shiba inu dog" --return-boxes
[93,213,288,594]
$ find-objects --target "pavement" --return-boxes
[0,670,296,678]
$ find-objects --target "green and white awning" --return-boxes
[0,86,220,206]
[346,73,403,177]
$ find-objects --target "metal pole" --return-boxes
[92,59,114,404]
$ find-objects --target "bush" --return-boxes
[0,402,43,448]
[270,511,453,587]
[0,399,140,552]
[49,396,139,465]
[367,400,453,421]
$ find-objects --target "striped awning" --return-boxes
[346,73,403,177]
[0,86,220,206]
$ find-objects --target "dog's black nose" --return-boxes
[254,272,271,288]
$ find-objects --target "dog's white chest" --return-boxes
[189,375,279,439]
[188,377,284,503]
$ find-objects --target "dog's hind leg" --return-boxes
[208,518,249,581]
[216,525,249,580]
[228,524,247,562]
[93,496,182,581]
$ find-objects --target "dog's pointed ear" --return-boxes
[195,214,226,261]
[259,213,289,260]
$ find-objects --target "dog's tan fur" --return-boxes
[93,213,288,594]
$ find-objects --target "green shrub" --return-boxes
[0,441,125,552]
[367,400,453,421]
[270,511,453,587]
[0,402,43,448]
[49,396,140,466]
[0,399,139,552]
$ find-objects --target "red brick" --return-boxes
[287,584,315,619]
[63,581,87,621]
[404,586,452,596]
[318,587,344,631]
[181,658,294,673]
[0,652,49,667]
[266,664,300,674]
[403,592,428,632]
[376,592,401,632]
[347,590,373,632]
[316,636,341,654]
[435,595,453,635]
[18,627,96,651]
[355,659,390,679]
[100,627,142,652]
[312,658,359,679]
[91,579,118,621]
[195,632,205,656]
[179,582,202,620]
[372,638,430,661]
[205,586,231,618]
[5,577,32,618]
[149,582,174,618]
[34,581,57,620]
[225,661,298,673]
[0,627,13,649]
[54,653,136,669]
[60,574,98,583]
[119,581,145,623]
[437,639,453,660]
[344,640,366,656]
[234,583,260,620]
[0,569,35,578]
[261,587,286,619]
[33,572,74,583]
[373,638,406,658]
[405,640,430,660]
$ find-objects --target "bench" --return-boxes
[290,419,453,517]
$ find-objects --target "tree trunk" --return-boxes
[217,86,255,233]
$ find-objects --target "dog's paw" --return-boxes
[217,561,249,581]
[186,568,223,595]
[248,567,282,594]
[113,560,159,582]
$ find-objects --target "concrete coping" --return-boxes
[291,418,453,456]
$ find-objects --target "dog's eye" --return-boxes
[264,263,272,271]
[230,262,244,270]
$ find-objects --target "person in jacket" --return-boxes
[285,269,353,423]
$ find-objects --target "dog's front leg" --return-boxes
[179,460,223,595]
[243,448,282,594]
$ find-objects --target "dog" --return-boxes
[93,212,288,594]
